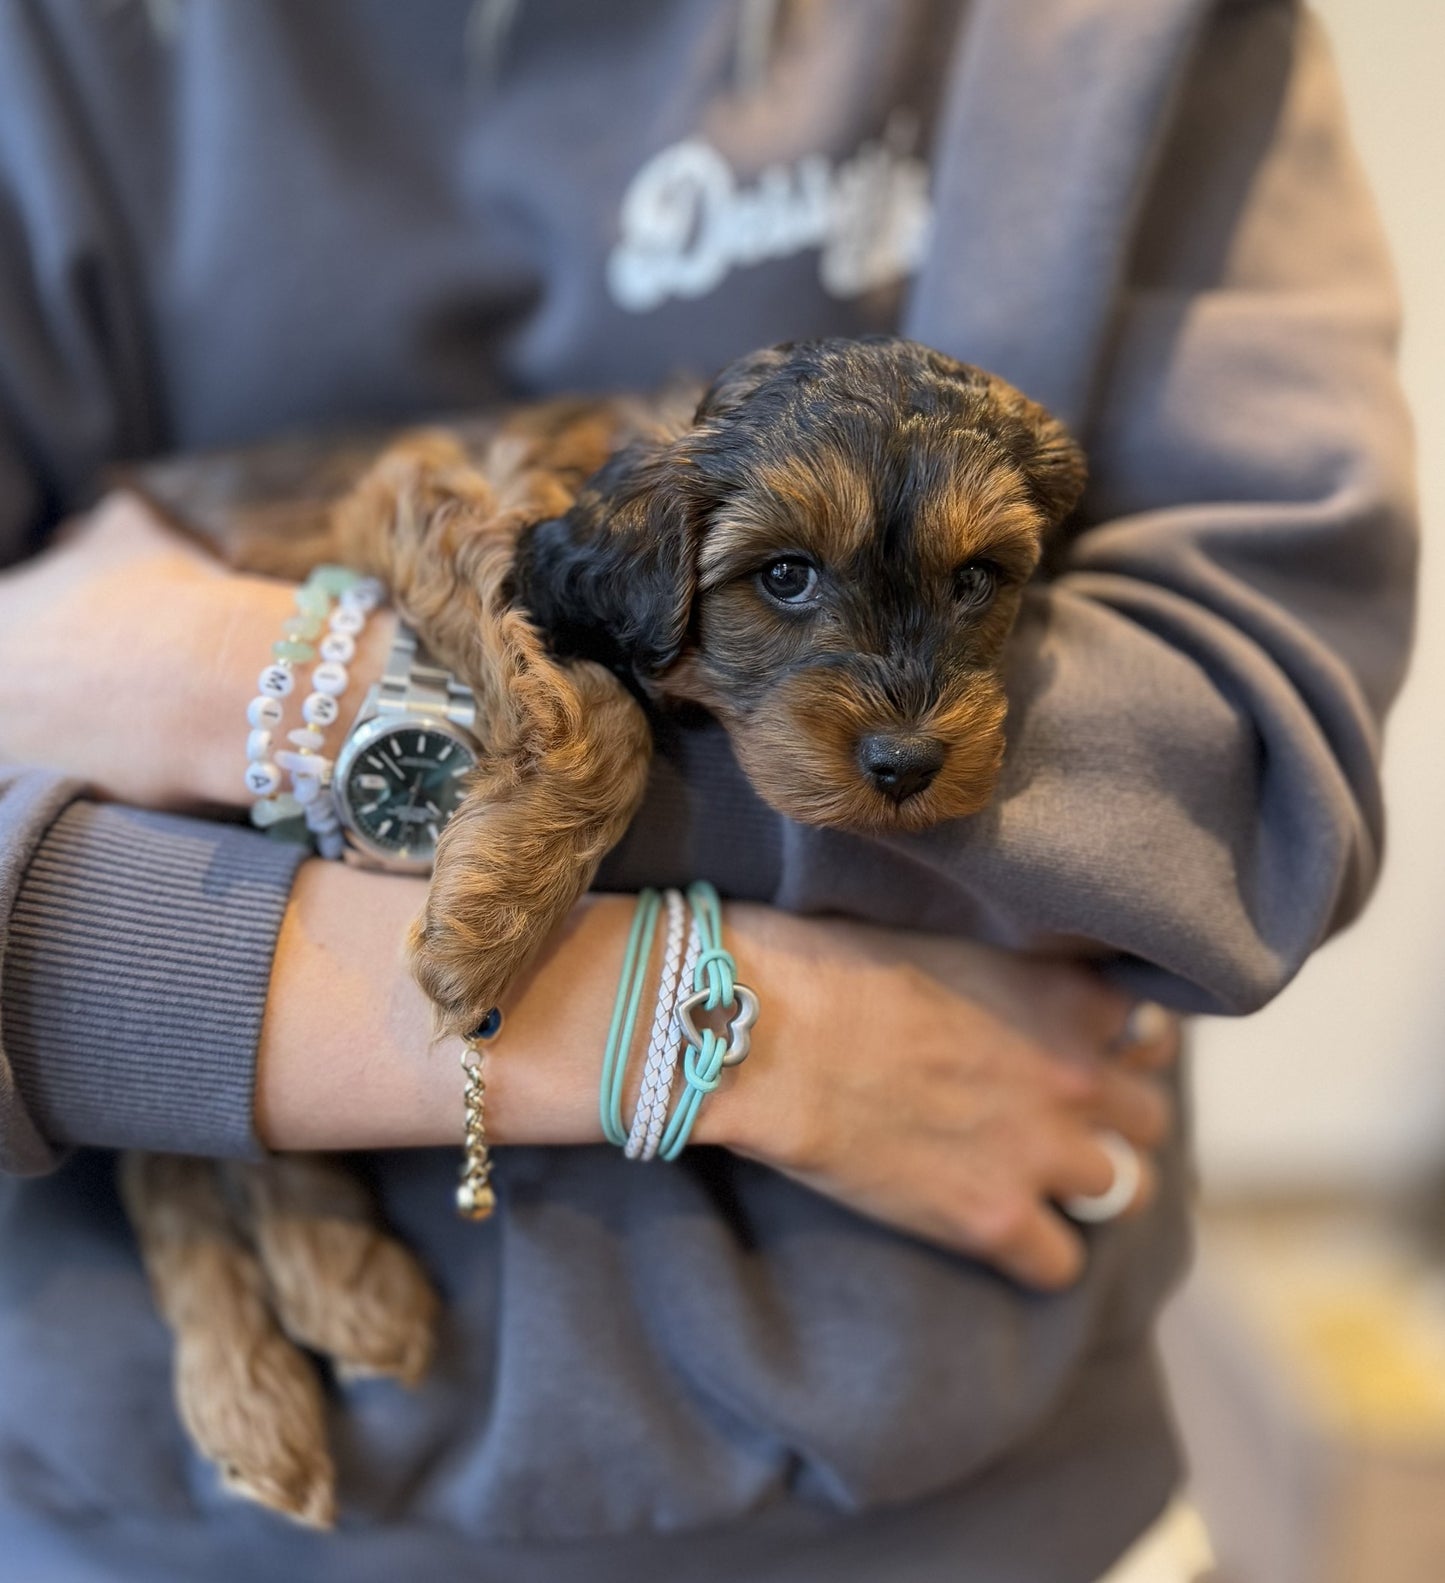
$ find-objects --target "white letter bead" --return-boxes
[311,661,349,696]
[317,828,347,860]
[302,691,341,727]
[292,775,322,806]
[319,631,356,665]
[244,761,283,797]
[245,728,274,762]
[275,748,331,781]
[287,727,326,752]
[342,578,384,613]
[305,798,340,833]
[328,605,365,636]
[258,663,295,698]
[247,695,285,729]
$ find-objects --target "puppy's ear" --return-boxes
[519,438,701,680]
[979,376,1087,526]
[925,351,1087,526]
[694,343,795,421]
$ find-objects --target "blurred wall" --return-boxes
[1192,0,1445,1195]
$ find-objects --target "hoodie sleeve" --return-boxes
[629,2,1415,1018]
[0,766,308,1175]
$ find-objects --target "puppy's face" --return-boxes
[524,338,1085,832]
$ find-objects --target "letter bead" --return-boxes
[327,604,365,637]
[244,761,283,797]
[247,695,285,730]
[341,578,384,614]
[245,728,274,762]
[303,691,340,727]
[258,663,294,698]
[311,661,349,696]
[319,631,356,665]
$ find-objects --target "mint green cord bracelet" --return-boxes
[598,884,758,1160]
[599,889,664,1147]
[658,882,758,1161]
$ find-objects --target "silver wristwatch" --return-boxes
[332,622,483,873]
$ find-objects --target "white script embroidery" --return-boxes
[606,114,933,314]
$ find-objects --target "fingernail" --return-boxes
[1124,1001,1174,1047]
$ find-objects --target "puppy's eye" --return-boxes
[953,560,999,607]
[759,557,820,605]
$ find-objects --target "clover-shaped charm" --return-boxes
[676,982,760,1067]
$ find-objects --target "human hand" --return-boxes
[0,491,391,807]
[705,907,1179,1290]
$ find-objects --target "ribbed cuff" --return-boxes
[3,802,307,1160]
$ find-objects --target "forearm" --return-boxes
[254,865,790,1155]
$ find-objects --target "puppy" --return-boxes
[121,336,1085,1523]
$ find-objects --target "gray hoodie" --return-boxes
[0,2,1415,1580]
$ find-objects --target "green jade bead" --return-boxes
[250,793,302,828]
[310,565,360,596]
[294,582,331,618]
[283,612,325,641]
[272,638,317,663]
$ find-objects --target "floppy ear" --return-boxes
[923,350,1087,526]
[978,374,1087,526]
[518,437,703,680]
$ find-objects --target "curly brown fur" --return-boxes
[118,1153,337,1528]
[315,418,659,1033]
[225,1155,438,1386]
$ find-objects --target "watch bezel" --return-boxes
[332,712,481,874]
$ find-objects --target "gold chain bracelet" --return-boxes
[456,1009,502,1221]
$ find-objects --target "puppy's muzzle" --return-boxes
[856,732,946,804]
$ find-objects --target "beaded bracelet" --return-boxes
[245,565,382,855]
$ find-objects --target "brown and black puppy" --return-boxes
[139,335,1086,1037]
[120,335,1085,1527]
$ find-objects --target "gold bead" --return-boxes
[456,1179,496,1221]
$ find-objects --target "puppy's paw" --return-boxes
[230,1157,439,1389]
[172,1247,337,1529]
[406,905,518,1040]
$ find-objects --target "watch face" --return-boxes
[339,723,479,863]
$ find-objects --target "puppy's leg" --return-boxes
[409,651,654,1034]
[325,426,656,1032]
[223,1154,438,1388]
[117,1152,336,1529]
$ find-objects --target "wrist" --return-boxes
[182,574,395,810]
[690,902,820,1166]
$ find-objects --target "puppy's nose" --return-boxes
[857,733,945,803]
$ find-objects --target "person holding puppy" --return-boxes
[0,3,1415,1581]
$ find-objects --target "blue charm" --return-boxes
[469,1007,503,1042]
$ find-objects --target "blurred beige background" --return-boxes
[1192,0,1445,1199]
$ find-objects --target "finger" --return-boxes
[1090,1064,1172,1151]
[960,1194,1088,1292]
